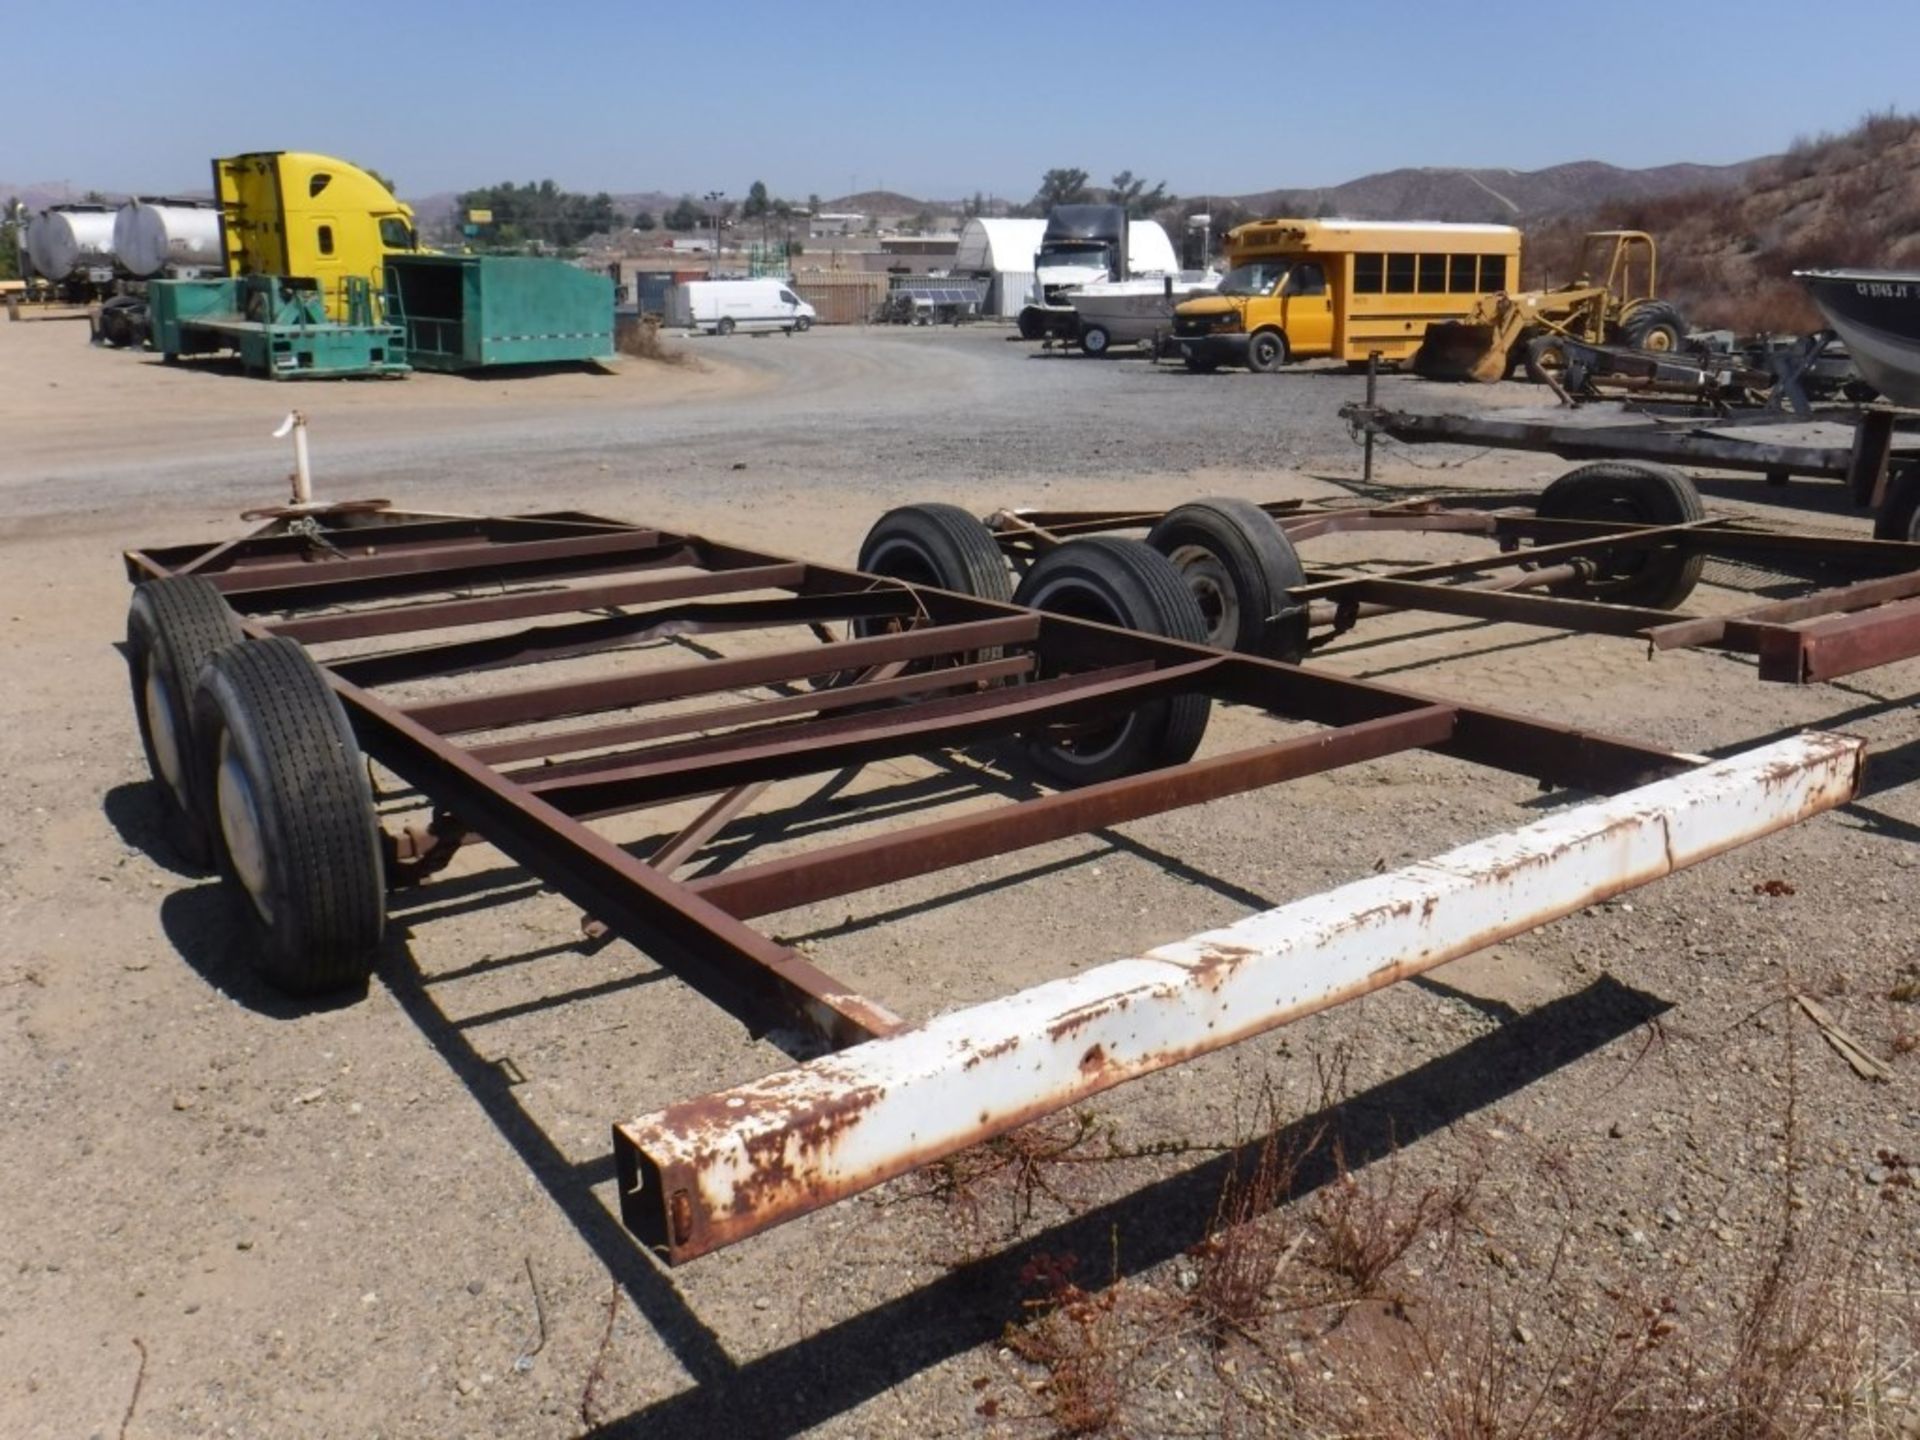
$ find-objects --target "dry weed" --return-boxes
[615,316,694,366]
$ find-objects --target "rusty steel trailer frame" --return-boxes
[126,506,1862,1263]
[1341,399,1919,520]
[982,495,1920,685]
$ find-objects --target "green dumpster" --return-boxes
[384,254,614,371]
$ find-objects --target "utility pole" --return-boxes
[704,190,725,275]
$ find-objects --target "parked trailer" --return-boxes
[857,481,1920,685]
[125,492,1860,1263]
[1341,399,1920,539]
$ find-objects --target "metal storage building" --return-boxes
[952,218,1046,318]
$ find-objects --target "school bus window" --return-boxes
[1288,262,1327,296]
[1354,254,1383,293]
[1386,254,1415,293]
[1449,254,1476,292]
[1418,255,1445,292]
[1481,255,1508,291]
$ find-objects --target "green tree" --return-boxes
[807,193,822,214]
[454,180,619,249]
[0,197,21,280]
[743,180,770,219]
[910,209,934,234]
[1108,170,1175,219]
[633,210,657,231]
[964,191,987,219]
[1027,167,1091,215]
[664,196,703,232]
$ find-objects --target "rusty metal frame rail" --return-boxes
[980,494,1920,684]
[616,732,1862,1261]
[122,506,1865,1264]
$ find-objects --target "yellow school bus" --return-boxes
[1172,219,1523,373]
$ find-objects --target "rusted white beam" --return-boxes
[614,732,1864,1263]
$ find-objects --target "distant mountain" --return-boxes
[821,190,938,215]
[0,181,127,211]
[8,157,1764,231]
[1227,159,1763,224]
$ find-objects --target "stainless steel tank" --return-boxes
[23,205,118,280]
[113,201,224,278]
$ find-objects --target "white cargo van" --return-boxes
[667,279,816,336]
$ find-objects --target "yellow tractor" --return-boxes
[1415,230,1688,383]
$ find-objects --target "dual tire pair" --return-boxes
[856,498,1312,787]
[127,578,384,994]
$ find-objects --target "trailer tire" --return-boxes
[1536,461,1706,609]
[1620,301,1687,354]
[1873,463,1920,541]
[1018,308,1047,341]
[190,637,385,995]
[1079,324,1111,356]
[1246,329,1288,373]
[1146,497,1308,660]
[1011,538,1212,786]
[858,503,1013,604]
[849,503,1015,675]
[715,317,736,336]
[127,576,246,869]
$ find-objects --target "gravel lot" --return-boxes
[1,320,1915,1439]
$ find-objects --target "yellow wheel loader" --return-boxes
[1415,230,1687,382]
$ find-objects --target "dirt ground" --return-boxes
[1,317,1916,1439]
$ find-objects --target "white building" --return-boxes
[809,213,867,237]
[952,217,1047,319]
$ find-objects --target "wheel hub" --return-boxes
[216,734,273,923]
[1169,547,1240,648]
[144,670,184,796]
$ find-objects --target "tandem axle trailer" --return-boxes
[124,493,1862,1263]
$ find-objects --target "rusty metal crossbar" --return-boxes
[122,503,1869,1265]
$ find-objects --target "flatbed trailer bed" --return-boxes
[123,500,1863,1262]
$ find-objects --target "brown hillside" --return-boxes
[1527,110,1920,334]
[1234,158,1757,225]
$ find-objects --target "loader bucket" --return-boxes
[1413,322,1508,383]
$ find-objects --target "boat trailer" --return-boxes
[125,499,1863,1263]
[1342,399,1920,539]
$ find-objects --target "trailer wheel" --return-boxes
[715,317,736,337]
[1246,329,1288,373]
[1011,538,1211,786]
[1079,324,1112,356]
[1874,464,1920,541]
[857,503,1013,604]
[190,637,385,994]
[1620,301,1687,353]
[1018,308,1047,341]
[127,575,246,868]
[1146,497,1308,660]
[1536,461,1706,609]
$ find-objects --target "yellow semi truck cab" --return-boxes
[1173,219,1522,374]
[214,151,419,322]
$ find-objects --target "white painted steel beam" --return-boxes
[615,732,1863,1262]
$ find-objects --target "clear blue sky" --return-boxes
[10,0,1918,201]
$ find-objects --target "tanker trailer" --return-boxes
[23,204,118,301]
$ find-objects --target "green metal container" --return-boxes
[384,255,614,371]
